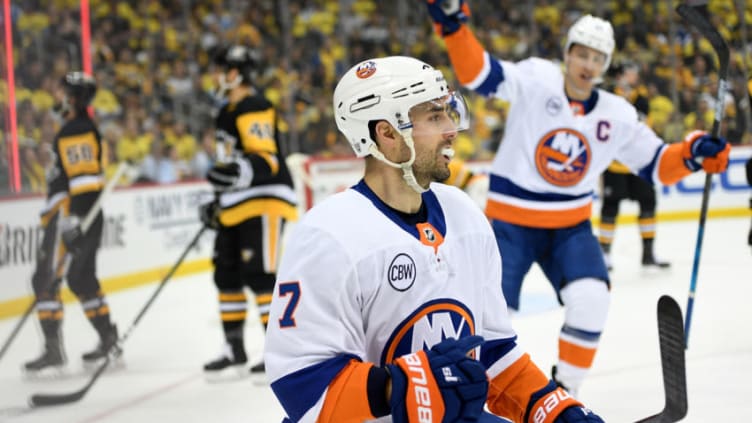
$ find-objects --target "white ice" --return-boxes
[1,217,750,422]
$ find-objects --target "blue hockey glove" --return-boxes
[387,335,488,423]
[526,380,603,423]
[198,200,220,230]
[60,215,84,254]
[425,0,471,36]
[681,130,730,173]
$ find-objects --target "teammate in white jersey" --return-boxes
[425,0,732,395]
[265,56,604,422]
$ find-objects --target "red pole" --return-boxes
[3,0,20,192]
[80,0,93,117]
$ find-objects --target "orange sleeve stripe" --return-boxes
[487,353,550,422]
[443,25,486,85]
[485,200,592,228]
[658,143,692,185]
[558,339,597,368]
[317,360,376,423]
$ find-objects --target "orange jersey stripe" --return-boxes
[657,143,692,185]
[558,338,597,368]
[487,353,550,422]
[444,25,486,85]
[486,199,592,228]
[317,360,376,423]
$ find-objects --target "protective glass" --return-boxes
[404,91,470,136]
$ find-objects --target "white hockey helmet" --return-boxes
[564,14,615,74]
[333,56,460,157]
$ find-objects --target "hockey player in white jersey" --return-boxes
[264,56,604,422]
[424,0,731,396]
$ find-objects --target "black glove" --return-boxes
[61,215,84,253]
[207,159,253,192]
[199,201,220,230]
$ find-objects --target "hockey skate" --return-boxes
[82,324,123,371]
[23,342,66,378]
[204,339,248,382]
[641,252,670,270]
[249,361,265,374]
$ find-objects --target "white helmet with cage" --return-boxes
[565,14,615,75]
[333,56,469,193]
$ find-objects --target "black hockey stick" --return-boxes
[635,295,688,423]
[675,3,730,349]
[0,163,128,363]
[28,224,209,407]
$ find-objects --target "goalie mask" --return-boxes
[333,56,469,193]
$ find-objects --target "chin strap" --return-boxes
[367,129,427,194]
[214,74,243,100]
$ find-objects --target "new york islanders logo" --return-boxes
[381,299,476,365]
[534,128,591,187]
[355,61,377,79]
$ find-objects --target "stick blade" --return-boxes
[636,296,688,422]
[676,4,729,74]
[29,390,87,407]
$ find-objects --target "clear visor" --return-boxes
[405,91,470,136]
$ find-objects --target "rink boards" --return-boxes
[1,146,750,316]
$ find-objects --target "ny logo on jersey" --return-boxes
[534,128,591,187]
[381,299,476,365]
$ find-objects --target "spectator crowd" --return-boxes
[1,0,751,195]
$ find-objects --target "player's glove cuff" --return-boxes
[681,130,730,173]
[525,380,598,423]
[425,0,471,36]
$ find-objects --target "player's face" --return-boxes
[565,44,607,96]
[407,94,468,183]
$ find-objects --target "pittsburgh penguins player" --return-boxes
[200,45,297,380]
[25,72,121,375]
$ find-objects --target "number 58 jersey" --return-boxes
[48,115,104,217]
[265,181,522,422]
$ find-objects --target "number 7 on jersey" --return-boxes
[277,282,301,328]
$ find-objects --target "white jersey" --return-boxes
[465,56,672,228]
[265,181,523,422]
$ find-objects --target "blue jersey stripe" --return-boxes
[489,174,593,202]
[270,354,358,422]
[479,336,518,369]
[475,56,505,97]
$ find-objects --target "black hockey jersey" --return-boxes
[47,115,104,218]
[214,94,297,226]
